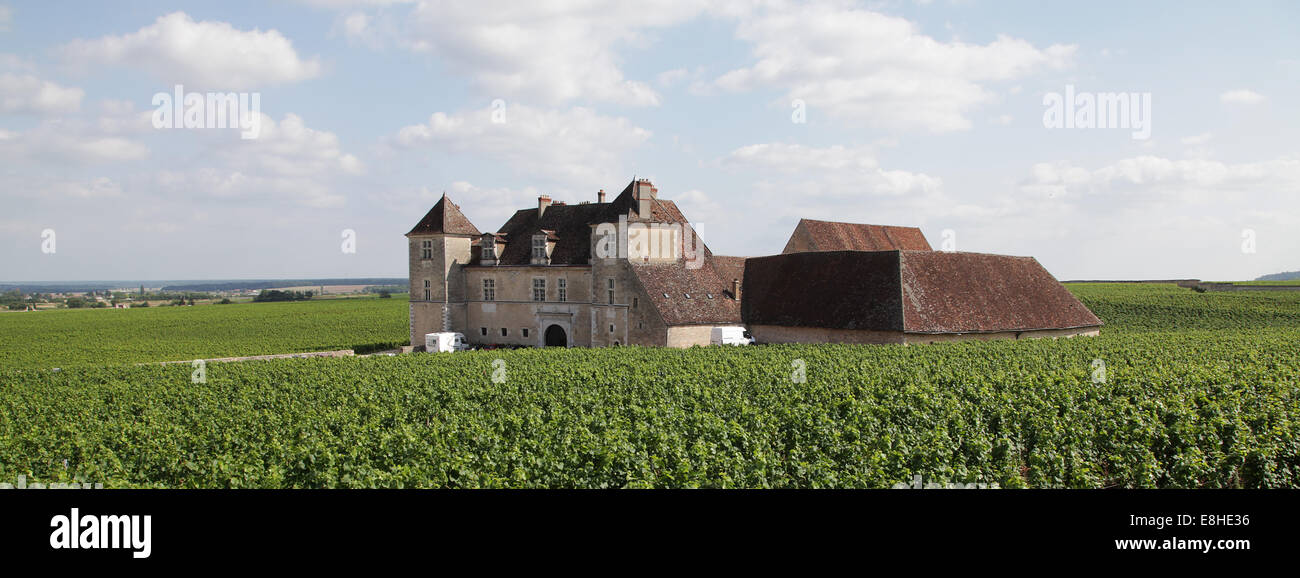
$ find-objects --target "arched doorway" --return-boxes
[544,324,567,347]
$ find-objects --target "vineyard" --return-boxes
[0,284,1297,488]
[0,296,409,370]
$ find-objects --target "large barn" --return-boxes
[742,249,1102,344]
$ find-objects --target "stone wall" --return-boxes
[749,324,1099,345]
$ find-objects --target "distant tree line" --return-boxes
[253,290,314,302]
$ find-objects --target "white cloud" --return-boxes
[1020,156,1300,201]
[394,1,708,106]
[1180,132,1212,146]
[0,120,148,164]
[656,68,691,88]
[714,2,1075,132]
[0,173,125,200]
[60,12,322,90]
[150,113,365,208]
[1220,89,1265,105]
[722,142,942,197]
[0,73,84,114]
[392,103,651,185]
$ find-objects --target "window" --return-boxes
[480,327,488,336]
[532,235,548,263]
[522,328,530,338]
[557,278,567,302]
[423,279,431,301]
[607,278,615,305]
[532,278,546,302]
[421,239,432,260]
[684,293,692,299]
[501,328,508,337]
[482,239,496,261]
[610,324,615,333]
[707,294,714,299]
[633,297,638,309]
[482,279,495,301]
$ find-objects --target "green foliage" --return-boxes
[1066,283,1300,333]
[0,297,409,369]
[253,289,314,302]
[1,284,1297,488]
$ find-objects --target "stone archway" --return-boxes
[544,324,568,347]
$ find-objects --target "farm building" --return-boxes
[407,177,1100,349]
[742,250,1102,344]
[782,218,932,253]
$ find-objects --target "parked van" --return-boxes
[710,326,755,346]
[425,332,470,353]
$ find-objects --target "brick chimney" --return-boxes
[598,189,606,203]
[732,278,741,301]
[538,195,552,217]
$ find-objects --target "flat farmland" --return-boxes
[0,296,409,370]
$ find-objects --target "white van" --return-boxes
[425,332,470,353]
[710,326,755,346]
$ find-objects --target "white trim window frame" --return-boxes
[532,278,547,302]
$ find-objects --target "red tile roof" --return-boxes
[898,251,1101,333]
[407,194,482,236]
[631,261,743,326]
[743,250,1101,334]
[743,251,905,330]
[784,219,931,253]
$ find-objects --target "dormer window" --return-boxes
[482,239,496,261]
[531,234,549,265]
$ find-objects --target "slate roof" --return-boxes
[743,250,1101,334]
[487,179,692,266]
[784,219,931,253]
[407,194,481,236]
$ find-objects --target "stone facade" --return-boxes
[407,180,742,349]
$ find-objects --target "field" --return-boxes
[1,284,1298,488]
[0,296,409,370]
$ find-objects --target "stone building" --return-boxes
[742,249,1102,344]
[406,179,745,348]
[408,178,1101,349]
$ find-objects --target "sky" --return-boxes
[1,0,1297,282]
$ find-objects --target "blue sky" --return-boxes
[2,0,1297,281]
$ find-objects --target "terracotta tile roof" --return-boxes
[743,250,1101,334]
[898,251,1101,333]
[743,251,905,330]
[631,260,743,326]
[407,194,481,236]
[710,256,748,297]
[784,219,931,253]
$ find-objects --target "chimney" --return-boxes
[598,189,606,203]
[538,195,552,217]
[731,278,741,301]
[633,179,656,219]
